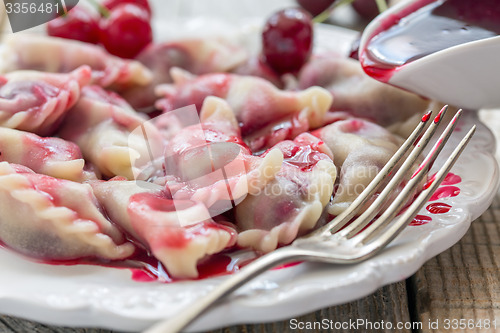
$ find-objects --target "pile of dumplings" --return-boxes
[0,33,430,279]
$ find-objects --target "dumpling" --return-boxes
[59,85,164,179]
[146,97,284,215]
[91,180,237,278]
[121,37,247,111]
[0,66,90,136]
[231,56,283,88]
[0,34,152,89]
[242,109,314,153]
[156,68,332,150]
[235,133,337,253]
[297,53,429,126]
[0,162,135,261]
[0,127,88,181]
[312,118,404,215]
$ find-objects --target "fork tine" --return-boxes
[306,109,434,238]
[352,109,462,243]
[354,109,464,244]
[142,119,474,333]
[340,107,459,238]
[357,125,475,248]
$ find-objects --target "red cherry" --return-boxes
[352,0,380,21]
[47,6,100,44]
[262,8,313,74]
[296,0,335,17]
[99,4,152,59]
[102,0,152,17]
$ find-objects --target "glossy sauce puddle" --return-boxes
[360,0,500,82]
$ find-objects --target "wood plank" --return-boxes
[0,281,411,332]
[209,280,411,333]
[409,194,500,333]
[0,315,115,333]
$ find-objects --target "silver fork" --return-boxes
[145,106,475,333]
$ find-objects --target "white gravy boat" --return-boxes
[359,0,500,109]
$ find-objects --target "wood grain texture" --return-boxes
[209,281,411,333]
[0,315,115,333]
[409,193,500,333]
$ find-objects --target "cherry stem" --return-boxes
[312,0,388,24]
[86,0,110,18]
[313,0,356,24]
[375,0,389,12]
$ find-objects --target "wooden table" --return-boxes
[0,189,498,333]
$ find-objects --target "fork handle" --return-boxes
[145,247,304,333]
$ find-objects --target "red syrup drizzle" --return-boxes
[0,238,161,280]
[360,0,500,83]
[426,202,452,214]
[130,248,303,281]
[423,172,462,189]
[131,269,157,282]
[395,206,433,227]
[332,172,462,228]
[412,111,433,147]
[358,0,436,83]
[421,110,432,122]
[429,186,460,201]
[409,214,432,226]
[10,245,301,284]
[197,254,243,279]
[433,106,445,124]
[412,172,462,222]
[0,166,462,282]
[0,235,255,283]
[411,107,450,179]
[128,250,265,283]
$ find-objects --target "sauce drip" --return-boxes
[429,185,460,201]
[410,214,432,226]
[423,172,461,189]
[426,202,452,214]
[361,0,500,81]
[421,111,432,122]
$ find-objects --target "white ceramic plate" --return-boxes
[0,110,496,332]
[0,15,498,333]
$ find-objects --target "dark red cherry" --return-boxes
[352,0,380,21]
[102,0,152,16]
[262,8,313,74]
[99,4,152,58]
[296,0,335,16]
[47,6,100,44]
